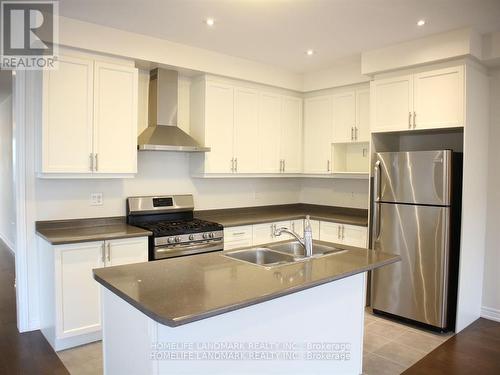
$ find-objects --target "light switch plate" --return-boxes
[90,192,103,206]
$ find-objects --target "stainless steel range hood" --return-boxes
[138,68,210,152]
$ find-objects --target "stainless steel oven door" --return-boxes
[153,240,223,260]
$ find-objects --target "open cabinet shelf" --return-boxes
[331,142,370,174]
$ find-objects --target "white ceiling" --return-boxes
[59,0,500,73]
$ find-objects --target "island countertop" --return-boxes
[93,243,399,327]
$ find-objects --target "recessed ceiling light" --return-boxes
[417,19,426,26]
[205,18,215,26]
[306,49,314,56]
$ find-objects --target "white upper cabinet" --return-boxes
[234,87,260,173]
[191,76,303,175]
[303,95,333,174]
[371,65,465,133]
[355,89,370,142]
[280,96,303,173]
[259,92,282,173]
[204,81,235,173]
[42,55,94,173]
[370,75,414,132]
[41,53,138,176]
[413,66,464,130]
[332,92,356,143]
[93,62,138,174]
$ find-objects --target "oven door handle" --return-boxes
[155,240,223,255]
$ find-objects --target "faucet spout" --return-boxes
[273,215,314,258]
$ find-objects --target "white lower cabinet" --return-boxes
[225,219,366,250]
[341,224,368,247]
[320,221,367,247]
[319,221,343,243]
[252,222,279,245]
[55,241,104,340]
[105,237,149,266]
[223,225,253,250]
[39,236,148,351]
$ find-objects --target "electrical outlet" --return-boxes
[90,193,103,206]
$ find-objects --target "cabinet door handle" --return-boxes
[89,153,94,171]
[106,242,111,262]
[230,158,234,172]
[279,159,283,172]
[351,127,354,141]
[235,158,238,173]
[101,243,106,264]
[342,225,345,240]
[327,160,330,172]
[270,224,275,238]
[355,127,358,140]
[408,112,412,129]
[337,226,341,240]
[283,159,285,173]
[413,111,417,129]
[94,153,99,172]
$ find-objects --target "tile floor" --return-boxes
[57,310,453,374]
[363,311,453,374]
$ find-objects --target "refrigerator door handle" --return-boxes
[372,160,382,248]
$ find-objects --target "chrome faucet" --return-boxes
[274,215,314,257]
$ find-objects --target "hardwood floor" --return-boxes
[403,318,500,375]
[0,240,69,374]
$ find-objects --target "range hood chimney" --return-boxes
[137,68,210,152]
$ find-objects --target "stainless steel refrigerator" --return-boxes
[371,150,461,331]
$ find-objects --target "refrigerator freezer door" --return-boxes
[376,150,452,206]
[371,202,450,328]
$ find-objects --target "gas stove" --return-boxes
[127,195,223,260]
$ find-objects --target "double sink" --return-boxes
[223,240,347,268]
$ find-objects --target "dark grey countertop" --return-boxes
[195,204,368,227]
[36,204,367,245]
[36,217,152,245]
[93,242,399,327]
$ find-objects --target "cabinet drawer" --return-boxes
[224,225,253,241]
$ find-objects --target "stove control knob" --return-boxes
[202,233,209,239]
[167,237,174,244]
[189,234,194,241]
[175,236,181,243]
[209,232,214,238]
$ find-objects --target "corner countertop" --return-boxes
[93,242,399,327]
[36,217,152,245]
[195,204,368,227]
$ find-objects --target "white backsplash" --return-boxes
[34,151,368,221]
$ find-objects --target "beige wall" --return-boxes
[482,68,500,320]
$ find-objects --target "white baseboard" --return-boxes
[481,306,500,322]
[0,232,15,254]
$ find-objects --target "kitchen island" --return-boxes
[93,242,398,375]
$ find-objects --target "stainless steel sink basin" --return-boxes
[267,241,347,257]
[224,248,296,267]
